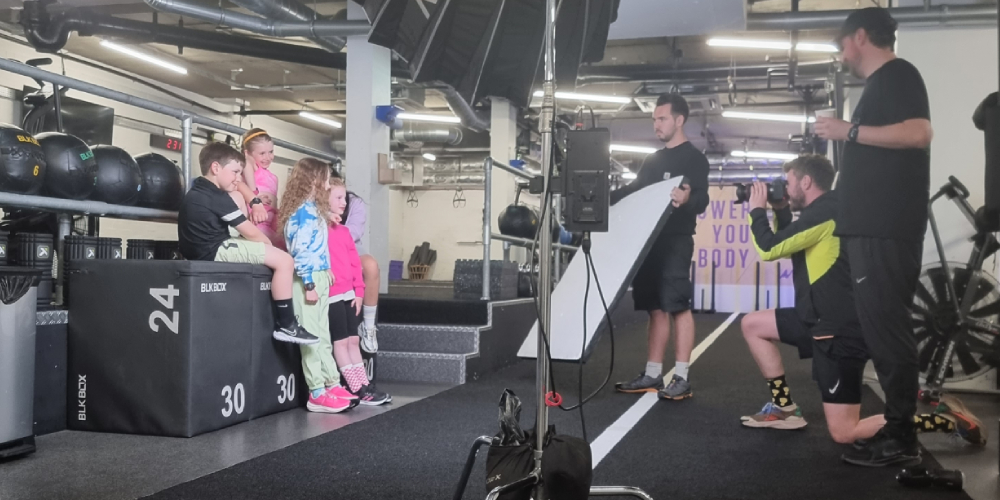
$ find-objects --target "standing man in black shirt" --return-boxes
[612,93,710,400]
[815,7,933,467]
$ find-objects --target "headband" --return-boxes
[242,130,269,146]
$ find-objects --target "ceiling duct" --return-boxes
[228,0,352,52]
[18,1,352,70]
[393,126,463,146]
[746,4,998,31]
[142,0,370,39]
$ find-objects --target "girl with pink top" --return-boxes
[241,128,284,248]
[328,178,390,405]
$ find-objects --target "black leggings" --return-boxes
[328,299,360,342]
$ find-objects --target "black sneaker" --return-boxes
[615,373,664,393]
[273,320,320,345]
[357,384,391,406]
[842,430,921,467]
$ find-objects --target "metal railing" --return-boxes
[481,156,579,300]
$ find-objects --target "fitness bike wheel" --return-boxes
[912,262,1000,383]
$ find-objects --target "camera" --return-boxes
[734,179,787,205]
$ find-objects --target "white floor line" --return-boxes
[589,311,740,468]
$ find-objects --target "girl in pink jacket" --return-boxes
[328,178,390,405]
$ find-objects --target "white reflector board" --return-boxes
[518,177,683,361]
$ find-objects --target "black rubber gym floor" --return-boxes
[144,312,975,500]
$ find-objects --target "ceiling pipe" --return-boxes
[435,85,491,132]
[393,126,464,146]
[19,2,352,70]
[577,60,835,84]
[142,0,369,39]
[229,0,348,52]
[746,4,998,31]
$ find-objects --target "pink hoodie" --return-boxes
[328,223,365,300]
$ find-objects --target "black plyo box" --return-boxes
[249,265,305,418]
[68,260,253,437]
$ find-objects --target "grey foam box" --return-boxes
[68,260,253,437]
[453,259,518,300]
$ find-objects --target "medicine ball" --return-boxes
[135,152,184,210]
[91,145,143,206]
[0,124,46,195]
[36,132,98,200]
[498,204,539,239]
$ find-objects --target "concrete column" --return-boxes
[489,97,520,261]
[347,2,391,293]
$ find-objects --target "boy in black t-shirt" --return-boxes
[178,142,319,345]
[815,7,942,467]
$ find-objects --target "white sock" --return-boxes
[675,362,690,381]
[644,361,662,379]
[363,305,377,330]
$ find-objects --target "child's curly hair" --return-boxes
[278,157,331,232]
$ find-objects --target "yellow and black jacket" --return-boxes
[748,191,860,338]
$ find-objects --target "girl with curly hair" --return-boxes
[280,157,357,414]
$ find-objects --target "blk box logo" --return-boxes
[86,247,96,259]
[37,245,50,259]
[0,244,5,258]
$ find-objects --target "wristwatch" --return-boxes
[847,123,860,143]
[304,282,316,292]
[249,197,263,207]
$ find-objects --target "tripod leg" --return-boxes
[485,471,540,500]
[589,485,654,499]
[453,436,493,500]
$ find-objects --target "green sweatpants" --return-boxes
[293,270,339,391]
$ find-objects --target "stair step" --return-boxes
[377,323,478,354]
[376,351,467,385]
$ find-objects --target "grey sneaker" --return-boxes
[615,373,664,393]
[358,323,379,353]
[658,375,692,400]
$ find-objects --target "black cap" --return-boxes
[837,7,898,46]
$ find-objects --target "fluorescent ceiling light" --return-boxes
[101,40,187,74]
[299,111,343,128]
[622,171,638,180]
[533,90,632,104]
[422,153,436,161]
[609,144,657,154]
[722,110,815,124]
[397,113,462,124]
[707,38,838,53]
[731,151,799,161]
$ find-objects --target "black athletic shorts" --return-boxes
[632,234,693,313]
[774,307,813,359]
[812,336,869,405]
[328,299,360,342]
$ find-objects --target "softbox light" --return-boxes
[359,0,618,109]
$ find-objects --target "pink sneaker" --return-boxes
[326,385,359,400]
[306,392,351,413]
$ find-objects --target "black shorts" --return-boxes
[328,299,360,342]
[632,234,693,313]
[812,336,869,405]
[775,307,813,359]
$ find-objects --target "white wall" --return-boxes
[389,188,489,280]
[896,24,998,272]
[0,36,334,251]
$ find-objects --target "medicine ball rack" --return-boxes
[0,57,341,305]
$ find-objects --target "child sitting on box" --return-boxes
[279,157,359,413]
[178,142,318,346]
[327,178,390,405]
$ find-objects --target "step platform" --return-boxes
[68,260,307,438]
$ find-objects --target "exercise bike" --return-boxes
[913,176,1000,401]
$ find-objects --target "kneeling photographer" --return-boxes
[737,155,982,462]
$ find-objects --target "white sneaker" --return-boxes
[359,323,379,353]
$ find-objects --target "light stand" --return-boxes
[483,1,653,499]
